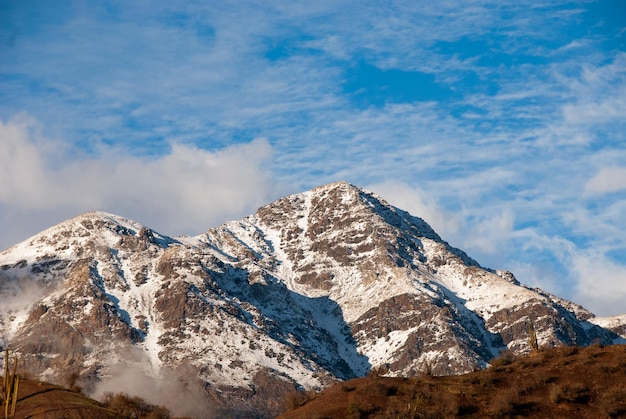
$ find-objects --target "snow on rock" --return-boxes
[589,315,626,341]
[0,182,624,417]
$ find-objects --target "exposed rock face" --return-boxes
[0,181,624,417]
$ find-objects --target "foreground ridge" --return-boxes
[279,344,626,418]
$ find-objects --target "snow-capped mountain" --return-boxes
[0,182,624,417]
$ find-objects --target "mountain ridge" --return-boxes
[1,181,624,417]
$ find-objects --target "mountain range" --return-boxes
[1,181,624,417]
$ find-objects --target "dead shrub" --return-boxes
[491,349,515,370]
[490,387,520,416]
[341,384,356,392]
[102,392,171,419]
[600,387,626,418]
[280,389,316,412]
[548,383,590,404]
[599,365,619,374]
[518,358,540,368]
[282,392,303,412]
[435,390,460,417]
[561,346,579,357]
[346,401,362,416]
[359,381,397,397]
[549,384,564,404]
[64,371,82,393]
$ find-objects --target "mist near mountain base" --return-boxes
[91,347,219,418]
[0,275,46,308]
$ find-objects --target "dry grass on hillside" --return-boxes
[0,379,182,419]
[1,379,117,419]
[278,344,626,418]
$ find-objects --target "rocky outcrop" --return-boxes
[0,183,623,417]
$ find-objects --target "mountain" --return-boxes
[0,181,624,417]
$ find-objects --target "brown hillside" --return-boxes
[1,379,117,418]
[0,378,179,419]
[278,344,626,418]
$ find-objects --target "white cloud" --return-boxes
[0,115,285,250]
[366,180,460,238]
[584,167,626,196]
[562,95,626,125]
[571,249,626,317]
[509,229,626,316]
[463,210,515,255]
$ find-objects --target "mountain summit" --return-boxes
[0,182,624,417]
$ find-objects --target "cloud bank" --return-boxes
[0,115,285,248]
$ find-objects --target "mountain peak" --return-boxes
[289,181,445,248]
[65,210,146,233]
[310,180,360,196]
[312,180,356,189]
[1,182,624,418]
[0,211,173,266]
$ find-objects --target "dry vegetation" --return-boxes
[278,344,626,418]
[0,376,183,419]
[101,392,174,418]
[1,378,117,419]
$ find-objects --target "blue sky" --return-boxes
[1,0,625,315]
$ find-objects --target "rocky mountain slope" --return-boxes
[0,181,624,417]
